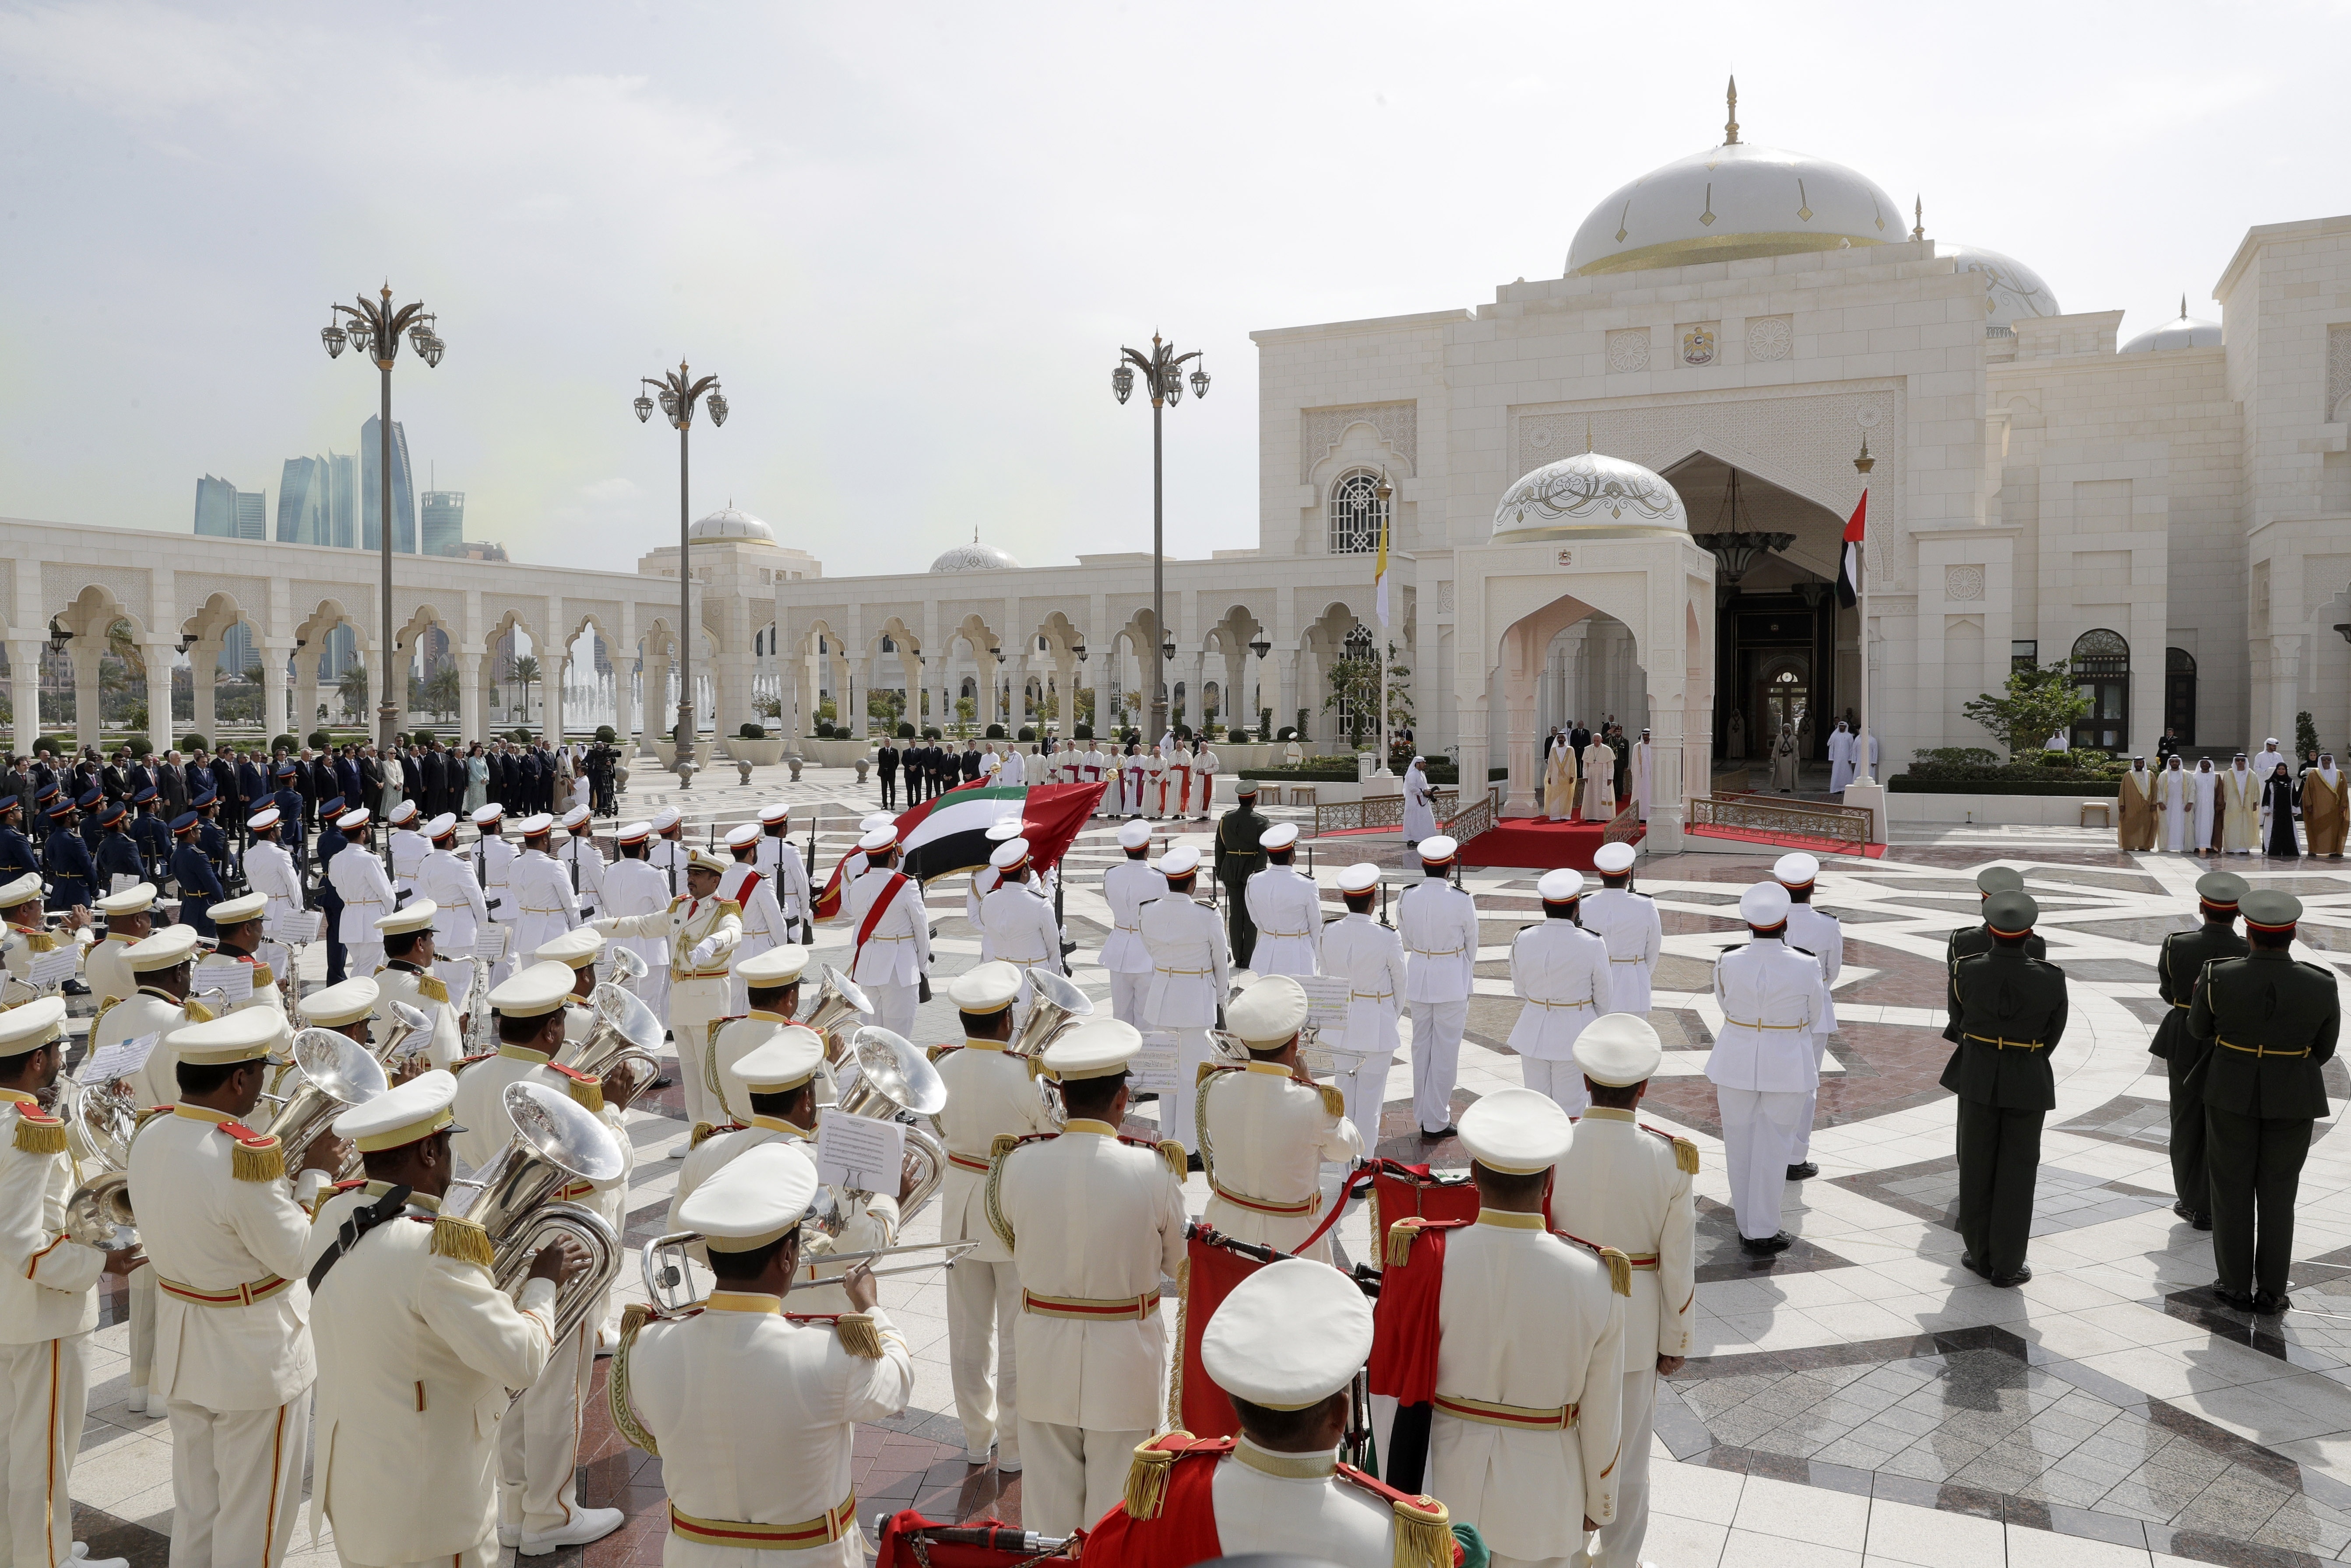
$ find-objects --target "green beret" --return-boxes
[1984,891,2038,935]
[2195,871,2249,907]
[2242,890,2302,931]
[1976,867,2026,895]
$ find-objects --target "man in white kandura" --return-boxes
[613,1142,913,1568]
[1197,974,1361,1260]
[933,962,1058,1472]
[1099,819,1163,1025]
[1553,1015,1696,1568]
[1775,852,1843,1182]
[1506,869,1615,1116]
[1826,721,1855,795]
[1402,756,1436,847]
[1138,844,1231,1159]
[1705,882,1827,1256]
[1320,862,1408,1141]
[1397,835,1478,1140]
[327,808,399,978]
[844,825,931,1039]
[1581,842,1661,1016]
[985,1021,1188,1535]
[978,837,1064,1031]
[128,1007,348,1568]
[0,998,141,1568]
[1629,728,1656,823]
[1244,823,1322,978]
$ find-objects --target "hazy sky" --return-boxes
[0,1,2334,579]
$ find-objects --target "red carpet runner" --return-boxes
[1455,816,1633,872]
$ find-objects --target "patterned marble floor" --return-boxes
[49,759,2351,1568]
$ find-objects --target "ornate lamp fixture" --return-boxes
[1689,470,1795,586]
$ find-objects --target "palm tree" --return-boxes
[512,655,541,724]
[423,666,461,721]
[337,662,370,721]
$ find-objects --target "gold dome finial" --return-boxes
[1911,196,1925,242]
[1724,75,1739,145]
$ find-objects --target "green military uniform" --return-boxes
[1942,868,2045,1044]
[2150,872,2250,1225]
[1214,785,1270,968]
[1940,891,2069,1285]
[2188,890,2340,1311]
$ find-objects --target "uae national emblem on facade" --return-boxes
[1681,324,1717,366]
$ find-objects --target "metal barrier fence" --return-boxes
[1440,787,1496,846]
[1686,792,1872,849]
[1312,788,1455,838]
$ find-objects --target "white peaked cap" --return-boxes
[988,838,1031,871]
[1156,845,1201,878]
[96,882,158,917]
[1593,842,1637,875]
[1537,869,1584,902]
[1337,862,1380,895]
[1740,882,1792,927]
[301,976,382,1029]
[725,824,761,849]
[1201,1257,1373,1410]
[734,945,809,987]
[1259,823,1300,851]
[425,813,458,839]
[1575,1013,1663,1086]
[857,825,898,854]
[650,808,683,831]
[728,1026,827,1093]
[1226,974,1309,1049]
[1773,852,1820,887]
[514,814,554,837]
[946,961,1022,1015]
[560,805,592,829]
[1117,819,1153,850]
[678,1140,819,1252]
[471,805,504,826]
[1041,1019,1142,1081]
[1457,1086,1573,1174]
[336,1069,461,1152]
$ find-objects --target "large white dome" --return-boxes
[1566,86,1901,277]
[688,506,774,542]
[1493,450,1688,540]
[2122,301,2222,354]
[1941,243,2062,331]
[929,540,1022,573]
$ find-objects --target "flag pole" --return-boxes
[1851,439,1876,786]
[1374,471,1394,777]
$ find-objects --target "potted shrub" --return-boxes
[725,720,786,767]
[1074,723,1094,742]
[179,733,208,753]
[1016,726,1036,742]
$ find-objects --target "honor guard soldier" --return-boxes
[1197,974,1362,1259]
[42,795,95,916]
[985,1020,1189,1535]
[1551,1016,1696,1568]
[0,998,140,1568]
[707,943,813,1123]
[1398,835,1479,1141]
[386,799,428,897]
[599,821,673,1023]
[169,809,224,935]
[241,808,304,962]
[95,800,143,894]
[721,823,792,1016]
[468,803,521,987]
[1139,844,1231,1160]
[303,1069,586,1568]
[1774,853,1843,1180]
[1580,843,1661,1017]
[593,849,743,1136]
[0,796,38,888]
[1214,780,1270,966]
[313,795,351,985]
[843,825,930,1039]
[1705,882,1827,1255]
[509,813,581,963]
[327,808,398,977]
[2190,890,2340,1313]
[934,962,1057,1471]
[613,1142,913,1568]
[1507,869,1616,1116]
[1321,863,1408,1140]
[673,1022,912,1316]
[1942,868,2044,1043]
[1371,1088,1626,1564]
[556,804,606,919]
[647,806,689,897]
[86,881,159,1010]
[415,813,491,1016]
[131,788,172,879]
[1942,891,2068,1287]
[374,901,464,1070]
[754,801,812,942]
[2153,871,2249,1228]
[128,1007,348,1568]
[1088,1258,1457,1568]
[1100,819,1163,1025]
[1244,823,1323,979]
[980,837,1065,1028]
[451,961,626,1554]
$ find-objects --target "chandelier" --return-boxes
[1689,470,1795,585]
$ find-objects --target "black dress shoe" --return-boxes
[1738,1232,1794,1256]
[2213,1284,2260,1311]
[1418,1125,1458,1141]
[1785,1162,1819,1180]
[1989,1265,2033,1288]
[2254,1290,2292,1316]
[1186,1152,1205,1174]
[2172,1200,2197,1220]
[1959,1252,1986,1277]
[61,979,88,996]
[2192,1212,2213,1231]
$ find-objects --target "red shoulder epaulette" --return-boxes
[1640,1122,1702,1175]
[1553,1228,1634,1296]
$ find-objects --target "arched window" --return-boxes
[2164,648,2196,746]
[2070,629,2130,751]
[1329,471,1386,555]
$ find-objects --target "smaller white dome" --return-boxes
[2122,304,2222,354]
[689,506,774,542]
[929,541,1023,573]
[1493,450,1689,541]
[1941,243,2062,332]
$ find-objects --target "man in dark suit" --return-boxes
[309,753,337,826]
[2190,890,2340,1314]
[517,745,541,814]
[1942,891,2069,1288]
[401,744,424,811]
[337,748,363,809]
[2150,871,2249,1230]
[272,764,308,866]
[127,751,155,804]
[236,750,266,814]
[422,742,450,818]
[876,739,900,809]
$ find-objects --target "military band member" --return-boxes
[1372,1088,1625,1565]
[373,902,463,1070]
[449,961,624,1553]
[980,837,1064,1029]
[1507,869,1615,1117]
[206,891,290,1037]
[1398,835,1478,1141]
[592,849,743,1136]
[1552,1016,1695,1568]
[1088,1258,1453,1568]
[0,998,139,1568]
[934,962,1057,1470]
[1705,882,1825,1255]
[509,814,581,964]
[303,1069,585,1568]
[328,809,398,978]
[1774,852,1843,1180]
[1100,820,1163,1025]
[1140,844,1230,1160]
[536,925,641,1352]
[2191,890,2339,1313]
[471,803,521,988]
[169,809,225,936]
[85,881,159,1010]
[1244,823,1323,979]
[1320,863,1408,1142]
[386,799,428,898]
[302,977,384,1059]
[721,823,792,1017]
[128,1007,347,1568]
[2153,871,2249,1228]
[1942,867,2044,1043]
[844,825,930,1040]
[613,1142,912,1568]
[1942,891,2068,1287]
[555,804,606,919]
[1198,974,1362,1260]
[754,801,812,942]
[708,944,811,1124]
[986,1020,1188,1534]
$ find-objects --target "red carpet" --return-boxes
[1457,816,1636,871]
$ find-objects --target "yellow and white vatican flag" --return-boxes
[1373,504,1391,629]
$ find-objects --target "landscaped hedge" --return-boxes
[1890,776,2121,797]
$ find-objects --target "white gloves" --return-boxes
[689,938,718,966]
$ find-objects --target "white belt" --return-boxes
[1610,956,1647,963]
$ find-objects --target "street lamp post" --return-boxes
[635,362,729,780]
[322,285,443,755]
[1110,334,1209,739]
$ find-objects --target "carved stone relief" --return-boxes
[1745,315,1793,362]
[1605,329,1651,374]
[1298,401,1418,484]
[1943,564,1986,602]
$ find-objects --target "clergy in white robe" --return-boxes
[1826,724,1855,794]
[2192,759,2219,851]
[1630,731,1655,822]
[2158,756,2196,852]
[2221,757,2263,854]
[1580,739,1617,821]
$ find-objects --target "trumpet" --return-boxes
[799,966,871,1060]
[1007,967,1093,1058]
[442,1080,624,1349]
[640,1230,980,1315]
[554,981,664,1090]
[263,1029,388,1177]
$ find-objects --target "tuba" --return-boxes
[59,1074,141,1174]
[815,1027,950,1229]
[604,943,651,988]
[800,966,871,1060]
[265,1029,389,1176]
[555,981,664,1089]
[443,1080,623,1347]
[1007,967,1094,1058]
[63,1171,136,1250]
[370,1001,434,1077]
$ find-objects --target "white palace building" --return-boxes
[9,89,2351,852]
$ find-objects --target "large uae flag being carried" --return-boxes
[812,780,1105,921]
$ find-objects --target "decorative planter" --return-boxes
[651,739,714,770]
[721,738,787,767]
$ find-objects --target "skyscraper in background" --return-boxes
[193,475,264,538]
[234,489,265,540]
[218,622,256,677]
[421,490,464,556]
[329,453,357,547]
[278,453,363,547]
[359,415,416,554]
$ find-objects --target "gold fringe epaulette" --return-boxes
[547,1062,603,1114]
[1386,1216,1429,1269]
[183,999,215,1023]
[1598,1245,1632,1297]
[429,1214,496,1269]
[451,1051,497,1076]
[1157,1138,1186,1181]
[89,998,120,1037]
[218,1120,284,1182]
[1390,1494,1453,1568]
[12,1110,67,1156]
[834,1312,884,1360]
[690,1120,738,1150]
[1196,1059,1236,1085]
[1123,1434,1189,1520]
[1318,1082,1345,1119]
[1642,1123,1700,1175]
[249,963,275,990]
[609,1302,659,1455]
[417,975,448,1005]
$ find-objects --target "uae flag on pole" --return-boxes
[811,779,1105,921]
[1835,491,1868,609]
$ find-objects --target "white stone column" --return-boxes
[6,640,42,757]
[1181,651,1203,733]
[141,641,178,756]
[2271,635,2303,755]
[456,652,482,745]
[70,644,101,752]
[191,640,221,744]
